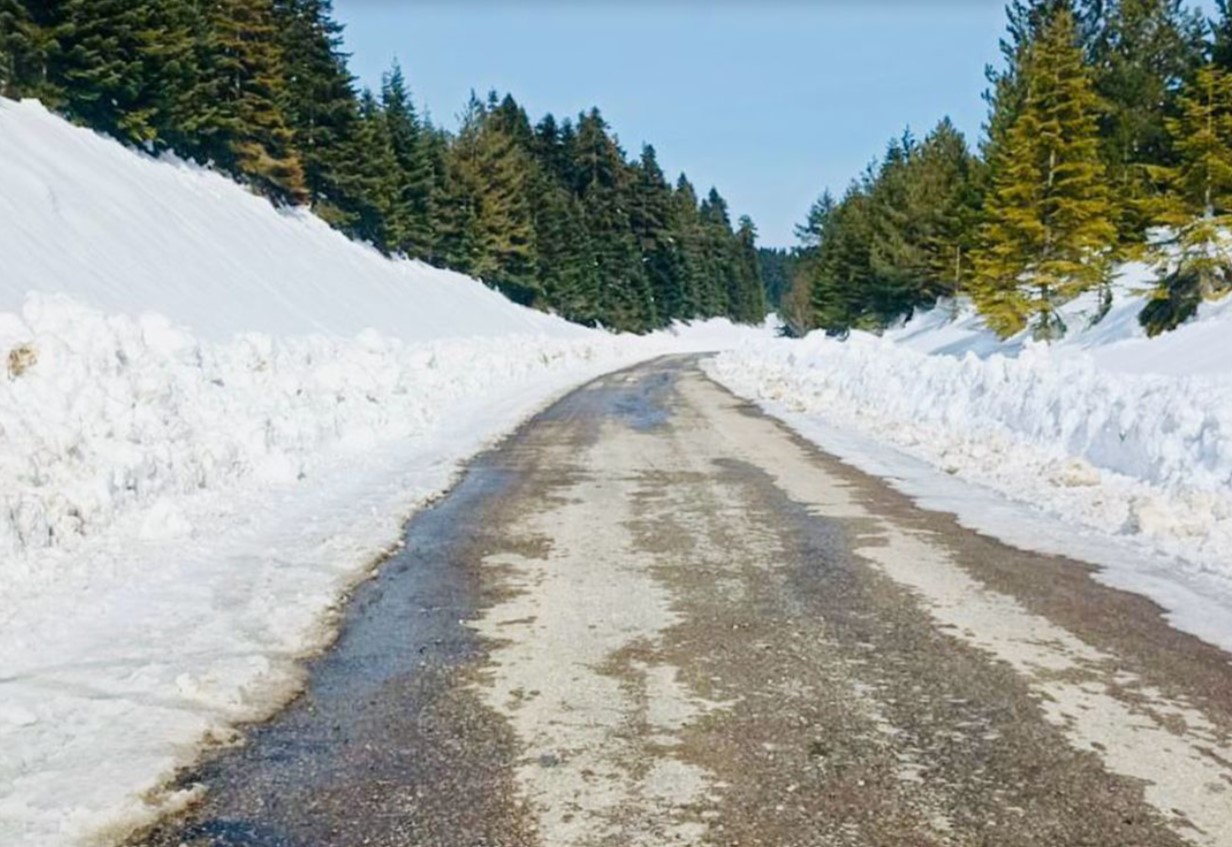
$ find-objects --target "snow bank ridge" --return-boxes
[0,292,623,563]
[710,332,1232,574]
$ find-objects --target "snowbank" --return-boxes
[0,98,775,844]
[706,281,1232,651]
[0,97,581,341]
[0,293,614,562]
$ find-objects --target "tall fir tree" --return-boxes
[671,174,708,318]
[442,93,537,299]
[1089,0,1205,244]
[381,61,435,260]
[698,187,737,318]
[796,190,835,250]
[337,88,401,249]
[0,0,33,97]
[810,180,876,334]
[572,108,655,330]
[867,132,926,321]
[733,215,767,324]
[207,0,307,202]
[905,118,982,301]
[971,6,1117,339]
[274,0,358,217]
[630,144,686,324]
[1,0,62,106]
[51,0,161,143]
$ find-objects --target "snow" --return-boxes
[0,98,579,341]
[0,98,772,845]
[706,271,1232,654]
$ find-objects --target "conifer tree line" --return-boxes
[0,0,765,332]
[777,0,1232,340]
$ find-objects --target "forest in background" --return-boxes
[0,0,766,332]
[771,0,1232,340]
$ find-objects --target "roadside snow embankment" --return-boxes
[707,303,1232,640]
[0,293,635,562]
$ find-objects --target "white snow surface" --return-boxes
[0,98,773,845]
[707,276,1232,653]
[0,98,579,341]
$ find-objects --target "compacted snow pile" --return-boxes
[707,280,1232,649]
[0,98,771,845]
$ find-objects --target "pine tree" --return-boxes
[698,187,736,317]
[381,61,435,259]
[1141,62,1232,333]
[906,118,982,301]
[208,0,307,202]
[0,0,40,98]
[572,108,655,331]
[336,88,402,249]
[0,0,61,105]
[796,191,835,250]
[671,174,707,318]
[434,142,482,274]
[48,0,160,143]
[0,2,13,96]
[733,215,767,323]
[971,6,1117,339]
[274,0,358,214]
[150,0,229,161]
[630,144,686,324]
[531,175,600,322]
[1090,0,1205,244]
[810,181,876,334]
[442,94,537,298]
[868,132,926,321]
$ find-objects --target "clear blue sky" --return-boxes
[332,2,1011,248]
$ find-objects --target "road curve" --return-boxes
[132,356,1232,847]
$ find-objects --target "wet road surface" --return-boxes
[131,356,1232,847]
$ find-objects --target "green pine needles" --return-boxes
[789,0,1232,342]
[971,7,1117,341]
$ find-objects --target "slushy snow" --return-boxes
[0,98,769,845]
[706,278,1232,653]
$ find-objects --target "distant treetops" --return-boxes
[0,0,765,333]
[770,0,1232,340]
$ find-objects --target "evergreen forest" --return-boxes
[0,0,766,332]
[773,0,1232,340]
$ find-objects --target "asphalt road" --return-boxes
[131,356,1232,847]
